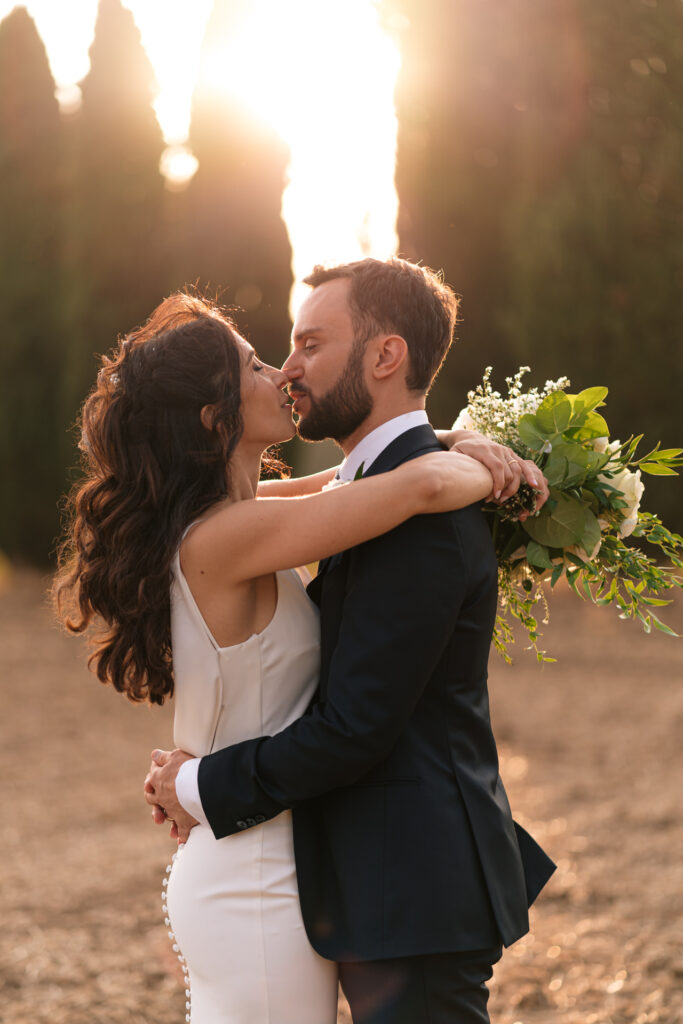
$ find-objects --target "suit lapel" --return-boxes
[306,424,443,604]
[361,423,443,478]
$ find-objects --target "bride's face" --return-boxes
[236,335,295,448]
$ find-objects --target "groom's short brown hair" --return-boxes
[303,257,458,394]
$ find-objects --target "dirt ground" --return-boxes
[1,567,682,1024]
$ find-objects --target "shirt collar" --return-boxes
[337,410,429,482]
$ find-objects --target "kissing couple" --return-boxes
[56,257,556,1023]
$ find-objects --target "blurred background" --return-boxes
[1,2,682,1023]
[0,0,681,567]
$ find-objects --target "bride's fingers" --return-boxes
[519,458,542,490]
[498,460,522,499]
[521,461,549,507]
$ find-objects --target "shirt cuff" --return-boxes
[176,757,210,828]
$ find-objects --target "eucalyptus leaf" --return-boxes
[564,461,590,488]
[546,443,591,487]
[536,392,573,434]
[574,386,608,413]
[573,411,609,440]
[518,414,547,451]
[543,455,568,488]
[523,492,586,548]
[567,396,586,424]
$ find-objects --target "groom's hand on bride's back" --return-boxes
[144,748,199,844]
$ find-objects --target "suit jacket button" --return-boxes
[254,814,266,824]
[245,817,256,827]
[236,820,247,830]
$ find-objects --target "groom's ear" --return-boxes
[370,334,409,382]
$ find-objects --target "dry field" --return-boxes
[1,568,682,1024]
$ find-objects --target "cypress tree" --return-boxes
[498,0,683,525]
[67,0,168,418]
[0,7,66,560]
[389,0,530,416]
[175,0,292,366]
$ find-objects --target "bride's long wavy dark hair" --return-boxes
[54,291,278,705]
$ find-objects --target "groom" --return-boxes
[148,258,555,1023]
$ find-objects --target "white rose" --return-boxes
[594,436,622,455]
[451,407,475,431]
[609,466,645,538]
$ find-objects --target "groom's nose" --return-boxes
[281,350,302,378]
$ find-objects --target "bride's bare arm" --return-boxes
[184,453,493,584]
[434,427,548,506]
[256,467,337,497]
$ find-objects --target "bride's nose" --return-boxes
[268,365,290,389]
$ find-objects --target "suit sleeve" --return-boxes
[198,512,473,839]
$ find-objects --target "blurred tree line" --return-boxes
[387,0,682,531]
[0,0,680,563]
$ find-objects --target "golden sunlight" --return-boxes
[197,0,402,313]
[1,0,401,312]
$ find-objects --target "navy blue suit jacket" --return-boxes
[198,424,555,961]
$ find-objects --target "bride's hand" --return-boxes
[436,428,549,508]
[168,807,199,845]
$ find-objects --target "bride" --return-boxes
[55,291,520,1022]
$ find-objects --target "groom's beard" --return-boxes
[292,341,373,444]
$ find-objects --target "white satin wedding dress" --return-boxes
[163,545,338,1023]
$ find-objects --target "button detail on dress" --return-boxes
[162,858,191,1020]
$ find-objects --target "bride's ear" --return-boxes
[200,404,216,431]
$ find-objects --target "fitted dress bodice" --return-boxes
[165,548,337,1024]
[171,559,321,756]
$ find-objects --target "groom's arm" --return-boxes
[193,510,483,839]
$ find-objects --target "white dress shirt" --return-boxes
[175,409,430,825]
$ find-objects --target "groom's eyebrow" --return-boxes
[293,326,323,343]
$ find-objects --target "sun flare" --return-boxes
[1,0,401,313]
[196,0,402,313]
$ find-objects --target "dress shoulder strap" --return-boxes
[180,519,203,543]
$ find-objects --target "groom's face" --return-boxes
[284,278,373,443]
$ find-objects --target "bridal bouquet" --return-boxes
[453,368,683,662]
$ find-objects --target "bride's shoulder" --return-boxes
[179,497,258,583]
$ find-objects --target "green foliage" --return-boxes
[464,367,683,660]
[0,8,67,558]
[0,0,299,564]
[387,0,683,530]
